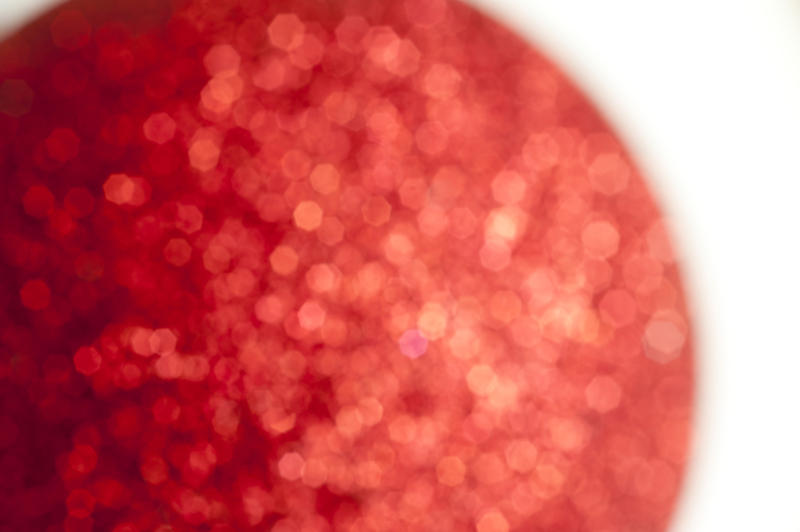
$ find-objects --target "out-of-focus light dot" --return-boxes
[422,63,461,99]
[536,462,567,497]
[598,289,637,327]
[624,255,664,294]
[45,127,80,162]
[281,149,311,180]
[103,174,149,206]
[188,138,221,172]
[417,302,448,340]
[203,44,241,77]
[149,328,178,355]
[398,177,427,210]
[323,91,358,125]
[473,452,509,485]
[20,279,51,310]
[388,414,417,444]
[68,444,98,475]
[268,14,305,51]
[398,329,428,359]
[491,171,527,205]
[154,354,183,380]
[489,290,522,324]
[182,355,210,382]
[476,510,509,532]
[522,132,560,171]
[387,38,421,77]
[50,9,91,51]
[431,165,466,204]
[505,439,538,473]
[383,232,415,265]
[355,261,387,299]
[140,454,168,485]
[164,238,192,267]
[252,57,286,91]
[510,481,543,517]
[644,317,687,363]
[297,300,326,330]
[417,204,448,237]
[436,456,465,486]
[269,245,299,276]
[467,364,499,396]
[322,316,348,346]
[278,350,306,380]
[364,27,401,69]
[581,220,620,259]
[175,203,203,234]
[306,263,339,293]
[588,152,631,195]
[448,328,480,359]
[479,238,511,271]
[647,221,676,263]
[524,268,557,308]
[358,397,384,426]
[355,460,383,490]
[255,293,289,324]
[203,243,231,274]
[362,196,392,227]
[289,34,325,70]
[51,208,76,237]
[548,416,589,452]
[365,105,401,143]
[585,375,623,413]
[335,15,368,52]
[302,458,329,488]
[309,163,341,195]
[22,185,55,218]
[317,216,345,246]
[336,406,364,438]
[73,346,101,376]
[66,489,96,518]
[293,200,323,231]
[485,208,521,241]
[278,452,305,481]
[117,363,143,389]
[415,121,448,155]
[129,327,154,357]
[143,112,176,144]
[201,75,244,113]
[227,267,257,298]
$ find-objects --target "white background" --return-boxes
[3,1,800,530]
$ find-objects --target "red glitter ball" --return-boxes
[0,1,694,530]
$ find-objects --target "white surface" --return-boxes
[464,2,800,531]
[0,0,56,35]
[3,1,800,530]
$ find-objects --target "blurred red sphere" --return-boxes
[0,0,693,530]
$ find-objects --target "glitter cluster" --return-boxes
[0,0,693,530]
